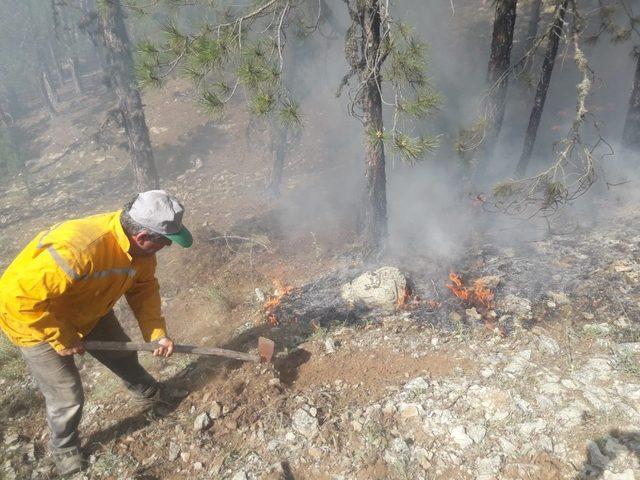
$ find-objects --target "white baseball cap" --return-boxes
[129,190,193,248]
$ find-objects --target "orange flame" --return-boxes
[263,280,294,326]
[447,273,494,310]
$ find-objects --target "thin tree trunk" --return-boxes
[69,56,83,94]
[515,0,569,177]
[99,0,159,190]
[622,54,640,150]
[360,0,387,259]
[49,43,65,88]
[524,0,543,55]
[483,0,518,157]
[40,71,58,115]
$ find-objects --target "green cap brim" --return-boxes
[164,226,193,248]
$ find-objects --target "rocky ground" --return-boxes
[2,200,640,480]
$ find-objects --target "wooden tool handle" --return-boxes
[83,340,260,362]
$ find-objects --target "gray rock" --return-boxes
[194,412,212,432]
[474,275,501,289]
[231,471,248,480]
[547,291,570,306]
[291,407,319,438]
[538,335,561,356]
[168,441,180,461]
[587,441,609,469]
[341,267,407,310]
[497,294,532,320]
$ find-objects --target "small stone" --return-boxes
[467,425,486,444]
[466,308,482,321]
[291,408,319,438]
[194,412,212,432]
[587,441,609,469]
[210,401,223,419]
[268,378,281,388]
[168,441,180,461]
[475,275,501,289]
[399,403,422,418]
[324,337,336,354]
[450,426,473,449]
[605,469,635,480]
[449,311,463,322]
[414,447,432,470]
[431,337,439,346]
[180,452,190,462]
[194,462,203,470]
[547,291,570,306]
[404,377,429,392]
[231,471,248,480]
[538,335,560,356]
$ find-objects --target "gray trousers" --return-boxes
[19,311,157,452]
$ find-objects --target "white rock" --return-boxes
[340,267,407,310]
[291,408,319,438]
[605,469,635,480]
[324,337,336,354]
[210,401,223,419]
[404,377,429,392]
[538,335,561,356]
[467,425,486,444]
[193,412,212,432]
[450,426,473,449]
[547,291,570,306]
[476,456,502,476]
[399,403,423,418]
[231,471,248,480]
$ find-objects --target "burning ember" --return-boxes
[263,280,294,326]
[446,273,494,309]
[397,286,439,311]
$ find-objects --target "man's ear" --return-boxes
[131,231,147,245]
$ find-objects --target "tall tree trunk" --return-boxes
[40,71,58,115]
[483,0,518,158]
[99,0,159,190]
[54,0,84,94]
[78,0,112,88]
[515,0,569,177]
[360,0,387,258]
[49,43,65,88]
[622,54,640,150]
[524,0,543,55]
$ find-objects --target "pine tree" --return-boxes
[483,0,518,159]
[99,0,159,190]
[339,2,440,258]
[515,0,569,177]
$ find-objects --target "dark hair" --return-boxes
[120,195,167,242]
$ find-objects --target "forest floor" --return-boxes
[1,75,640,480]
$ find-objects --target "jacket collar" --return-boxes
[113,211,132,260]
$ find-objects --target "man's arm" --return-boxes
[125,255,173,357]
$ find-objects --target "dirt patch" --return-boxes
[287,343,475,401]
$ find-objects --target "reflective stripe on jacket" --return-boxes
[0,211,167,351]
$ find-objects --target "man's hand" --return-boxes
[153,337,174,358]
[57,341,86,356]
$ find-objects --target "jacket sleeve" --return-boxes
[7,243,83,351]
[125,255,167,342]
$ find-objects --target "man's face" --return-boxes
[130,231,172,256]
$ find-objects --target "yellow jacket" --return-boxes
[0,211,167,351]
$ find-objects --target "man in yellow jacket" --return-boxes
[0,190,193,476]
